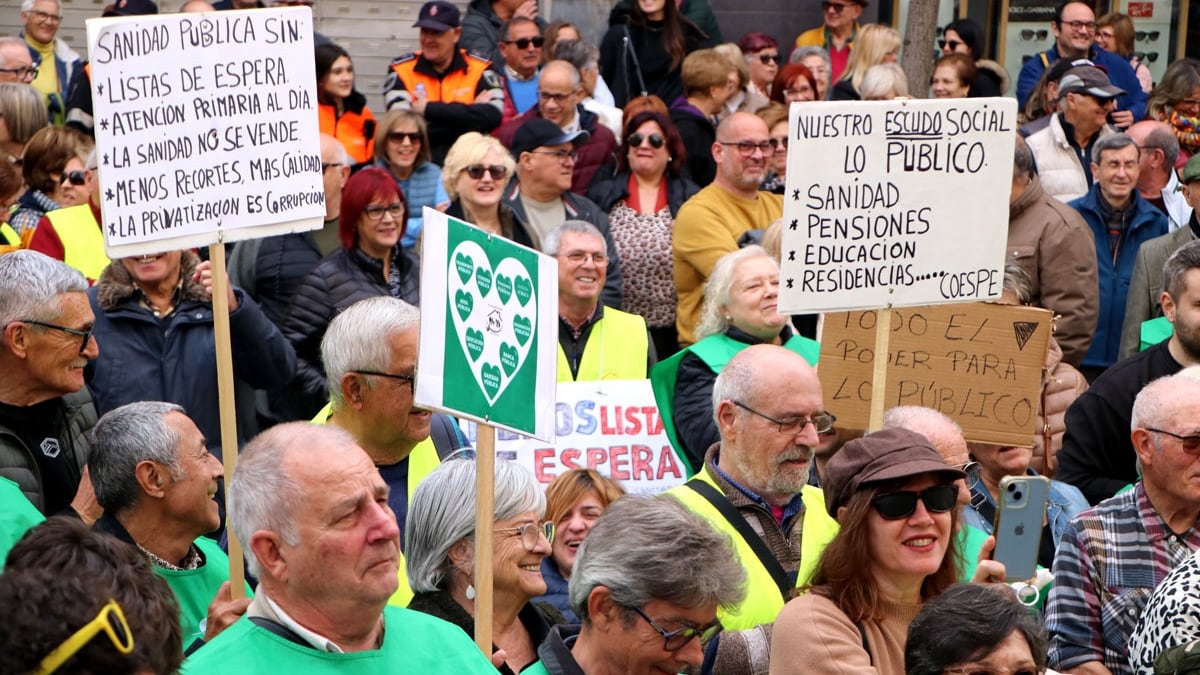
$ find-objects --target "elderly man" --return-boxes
[89,402,250,651]
[1120,155,1200,358]
[792,0,863,84]
[530,495,746,675]
[1025,65,1123,203]
[504,117,623,308]
[0,36,36,83]
[19,0,81,124]
[552,39,621,137]
[1009,134,1099,367]
[384,0,506,164]
[495,17,542,120]
[673,112,783,345]
[1047,370,1200,675]
[28,147,108,282]
[1128,120,1192,232]
[1058,239,1200,504]
[461,0,544,71]
[496,60,617,195]
[667,343,839,674]
[0,251,98,517]
[1015,0,1145,125]
[1069,133,1168,379]
[181,423,495,670]
[549,221,653,382]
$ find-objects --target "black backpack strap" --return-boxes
[855,620,874,666]
[429,413,467,461]
[685,479,791,598]
[249,616,309,647]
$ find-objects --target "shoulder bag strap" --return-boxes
[685,479,791,597]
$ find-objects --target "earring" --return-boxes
[465,584,476,600]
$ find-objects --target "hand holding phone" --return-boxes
[992,475,1050,582]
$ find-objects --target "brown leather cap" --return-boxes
[822,427,965,518]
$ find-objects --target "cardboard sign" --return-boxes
[779,98,1017,314]
[417,208,558,441]
[86,8,324,257]
[463,380,687,495]
[819,302,1052,447]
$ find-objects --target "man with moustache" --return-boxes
[668,344,839,674]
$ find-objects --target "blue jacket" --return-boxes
[1016,45,1146,122]
[373,160,449,250]
[1070,186,1167,369]
[533,557,577,623]
[963,469,1089,550]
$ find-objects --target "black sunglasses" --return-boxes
[503,36,545,49]
[387,131,421,144]
[871,484,958,520]
[756,53,779,64]
[627,132,664,149]
[62,169,86,186]
[464,164,506,180]
[939,39,962,50]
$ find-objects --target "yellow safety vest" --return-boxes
[667,467,839,631]
[310,402,441,607]
[0,221,18,247]
[557,307,648,382]
[46,204,109,281]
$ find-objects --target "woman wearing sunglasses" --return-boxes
[315,43,376,168]
[373,109,450,250]
[906,583,1049,675]
[8,125,89,241]
[441,132,537,245]
[939,18,1009,98]
[770,428,970,675]
[407,458,563,675]
[738,32,779,114]
[587,110,697,359]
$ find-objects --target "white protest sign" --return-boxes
[463,380,687,495]
[779,98,1017,314]
[87,8,324,258]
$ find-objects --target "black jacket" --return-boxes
[668,102,717,187]
[586,166,699,217]
[598,11,711,108]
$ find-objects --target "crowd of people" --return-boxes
[5,0,1200,672]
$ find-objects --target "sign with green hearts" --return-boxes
[415,208,559,441]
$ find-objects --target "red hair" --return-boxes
[338,167,406,250]
[770,64,819,105]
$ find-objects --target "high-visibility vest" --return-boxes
[556,307,648,382]
[46,204,109,281]
[390,51,490,104]
[667,468,839,631]
[0,221,18,247]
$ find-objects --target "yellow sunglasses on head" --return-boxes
[37,599,134,675]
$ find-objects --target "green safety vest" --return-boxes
[557,307,649,382]
[159,536,254,646]
[667,469,839,631]
[45,204,110,280]
[1140,316,1173,352]
[650,333,820,475]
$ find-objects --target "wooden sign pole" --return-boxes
[474,424,496,656]
[209,241,244,597]
[868,307,892,432]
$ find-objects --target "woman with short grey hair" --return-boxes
[406,458,562,674]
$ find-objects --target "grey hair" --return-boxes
[22,0,59,12]
[0,37,28,68]
[695,245,775,341]
[553,39,600,73]
[405,458,546,593]
[790,45,830,68]
[1091,132,1136,164]
[1162,239,1200,301]
[229,423,329,578]
[1013,134,1035,180]
[320,133,351,166]
[711,348,758,428]
[0,250,87,328]
[569,495,746,623]
[1131,372,1200,431]
[544,219,603,256]
[1002,259,1033,304]
[542,59,582,90]
[1140,124,1180,167]
[859,63,908,100]
[90,402,186,514]
[321,296,419,408]
[881,406,966,460]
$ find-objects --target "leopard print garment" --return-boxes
[608,202,676,329]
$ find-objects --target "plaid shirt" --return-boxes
[1047,483,1200,674]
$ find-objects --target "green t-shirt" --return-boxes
[182,605,496,673]
[0,476,44,570]
[158,536,253,645]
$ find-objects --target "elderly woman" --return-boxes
[406,458,562,675]
[374,109,449,250]
[8,125,89,240]
[770,428,969,675]
[906,584,1048,675]
[282,168,418,418]
[738,32,779,113]
[860,63,909,101]
[588,110,697,357]
[441,132,536,245]
[527,495,746,675]
[0,82,47,165]
[791,45,831,100]
[650,246,819,473]
[668,48,738,188]
[1148,59,1200,168]
[315,43,375,167]
[533,469,626,622]
[831,24,900,101]
[770,63,819,105]
[931,53,975,99]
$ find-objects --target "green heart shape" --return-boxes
[454,252,474,283]
[454,289,474,321]
[514,276,533,306]
[499,341,518,376]
[495,274,513,304]
[476,266,493,297]
[480,362,503,399]
[512,315,532,346]
[464,327,485,362]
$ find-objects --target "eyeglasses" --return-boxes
[538,90,574,103]
[18,319,93,354]
[731,400,836,435]
[464,164,507,180]
[627,132,664,149]
[387,131,421,144]
[871,484,959,520]
[1059,19,1096,33]
[1146,428,1200,453]
[755,53,779,65]
[561,250,607,265]
[361,203,405,221]
[629,605,723,651]
[36,599,133,675]
[770,136,788,152]
[940,39,963,50]
[1175,98,1200,113]
[1018,29,1048,41]
[953,461,980,475]
[944,668,1040,675]
[0,66,38,80]
[354,369,415,386]
[718,139,779,157]
[502,36,545,49]
[784,87,812,99]
[530,148,577,163]
[821,1,854,13]
[60,170,86,186]
[495,521,554,551]
[28,8,62,21]
[321,162,344,172]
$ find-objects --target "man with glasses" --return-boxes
[1048,370,1200,675]
[495,17,543,120]
[528,494,746,675]
[792,0,865,85]
[0,251,99,518]
[0,36,37,84]
[667,344,839,674]
[496,60,617,196]
[1016,0,1145,127]
[548,220,653,382]
[505,117,624,309]
[1127,120,1192,233]
[673,112,783,346]
[19,0,81,125]
[462,0,545,72]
